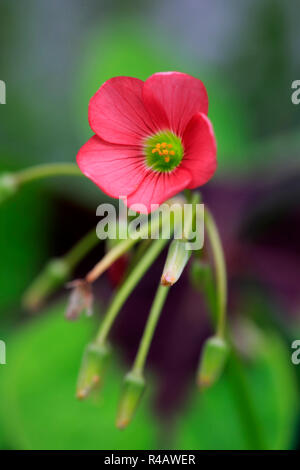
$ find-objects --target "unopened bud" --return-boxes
[161,239,191,286]
[0,173,18,204]
[77,342,111,399]
[23,258,70,311]
[197,336,229,388]
[116,372,145,429]
[66,279,93,320]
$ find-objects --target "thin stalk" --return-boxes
[204,205,266,449]
[65,229,99,270]
[86,204,183,284]
[205,208,227,338]
[132,284,169,376]
[16,163,82,185]
[22,227,99,311]
[96,238,168,345]
[86,237,136,283]
[183,188,193,203]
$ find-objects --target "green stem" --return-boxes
[86,203,183,283]
[126,239,152,275]
[205,208,227,338]
[22,228,99,310]
[15,163,82,185]
[132,284,169,376]
[96,238,168,345]
[204,206,265,449]
[86,237,136,283]
[183,188,193,203]
[65,229,99,270]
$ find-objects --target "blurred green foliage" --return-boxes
[0,1,299,451]
[0,302,157,450]
[0,184,51,317]
[0,299,297,450]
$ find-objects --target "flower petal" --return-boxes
[127,168,191,213]
[181,112,217,189]
[143,72,208,136]
[77,135,148,197]
[88,77,155,145]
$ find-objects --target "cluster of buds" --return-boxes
[0,165,229,429]
[69,195,229,428]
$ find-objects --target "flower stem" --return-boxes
[204,206,265,449]
[86,237,136,283]
[22,228,99,311]
[183,188,193,203]
[96,238,168,345]
[15,163,82,185]
[205,208,227,338]
[65,229,99,270]
[132,284,169,376]
[86,203,183,284]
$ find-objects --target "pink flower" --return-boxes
[77,72,217,213]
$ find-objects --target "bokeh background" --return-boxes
[0,0,300,450]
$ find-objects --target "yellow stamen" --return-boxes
[163,149,169,155]
[165,157,170,163]
[168,144,173,148]
[170,150,175,155]
[161,142,167,148]
[152,148,158,153]
[156,143,161,148]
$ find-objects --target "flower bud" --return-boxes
[116,372,145,429]
[197,336,229,388]
[76,342,110,399]
[161,239,191,286]
[0,173,18,204]
[23,258,70,311]
[65,279,93,320]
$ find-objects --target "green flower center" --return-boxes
[144,131,184,172]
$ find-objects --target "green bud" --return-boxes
[197,336,229,388]
[116,372,145,429]
[0,173,18,204]
[22,258,70,311]
[161,239,191,286]
[77,342,110,399]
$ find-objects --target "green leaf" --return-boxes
[0,301,157,450]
